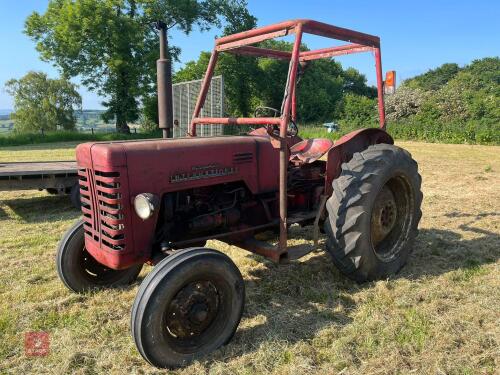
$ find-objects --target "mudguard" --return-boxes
[325,128,393,195]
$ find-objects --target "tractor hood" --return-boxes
[76,135,280,196]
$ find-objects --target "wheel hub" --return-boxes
[166,281,219,338]
[371,186,397,247]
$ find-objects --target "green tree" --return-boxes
[174,38,376,123]
[405,63,461,91]
[5,71,81,133]
[338,93,377,128]
[25,0,252,133]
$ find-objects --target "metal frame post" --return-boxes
[374,47,386,129]
[157,21,173,138]
[278,24,303,252]
[189,49,219,136]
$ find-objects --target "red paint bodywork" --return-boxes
[76,136,280,269]
[76,19,392,269]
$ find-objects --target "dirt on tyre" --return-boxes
[131,247,245,369]
[324,143,423,282]
[56,219,142,293]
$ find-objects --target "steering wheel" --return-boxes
[254,106,280,118]
[288,120,299,137]
[253,106,299,137]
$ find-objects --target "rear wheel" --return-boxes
[56,219,142,293]
[324,144,422,282]
[131,247,245,369]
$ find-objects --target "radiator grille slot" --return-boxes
[78,168,126,251]
[233,152,253,164]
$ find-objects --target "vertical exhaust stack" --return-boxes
[156,21,173,138]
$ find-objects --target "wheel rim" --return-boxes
[161,276,231,354]
[371,175,414,262]
[166,281,220,338]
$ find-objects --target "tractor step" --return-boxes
[234,237,319,263]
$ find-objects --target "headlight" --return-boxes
[134,193,159,220]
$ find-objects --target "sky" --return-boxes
[0,0,499,110]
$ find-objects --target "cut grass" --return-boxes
[0,141,498,374]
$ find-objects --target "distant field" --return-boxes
[0,141,498,374]
[0,110,129,136]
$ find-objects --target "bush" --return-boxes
[338,93,377,128]
[385,86,427,122]
[139,117,160,133]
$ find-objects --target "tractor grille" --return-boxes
[78,168,126,251]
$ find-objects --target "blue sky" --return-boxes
[1,0,498,109]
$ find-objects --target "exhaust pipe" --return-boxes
[156,21,173,138]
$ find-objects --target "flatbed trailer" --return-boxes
[0,161,80,207]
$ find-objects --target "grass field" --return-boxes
[0,141,499,374]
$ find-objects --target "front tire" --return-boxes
[56,219,142,293]
[131,247,245,369]
[324,144,422,282]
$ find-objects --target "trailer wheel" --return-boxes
[131,247,245,369]
[56,219,142,293]
[324,144,422,282]
[70,183,81,209]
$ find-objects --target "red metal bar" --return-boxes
[374,47,386,129]
[299,44,373,61]
[215,19,379,48]
[192,117,281,125]
[216,20,297,46]
[189,49,219,136]
[278,23,303,252]
[291,80,297,122]
[301,20,380,47]
[216,29,291,52]
[225,46,292,60]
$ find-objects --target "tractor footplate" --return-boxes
[233,238,318,263]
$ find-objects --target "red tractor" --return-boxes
[57,19,422,368]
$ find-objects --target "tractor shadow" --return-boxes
[0,193,79,223]
[210,214,499,363]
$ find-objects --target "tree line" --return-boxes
[385,57,499,144]
[5,0,498,144]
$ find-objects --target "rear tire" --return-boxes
[131,247,245,368]
[56,219,142,293]
[324,144,422,282]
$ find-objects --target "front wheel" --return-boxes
[324,143,423,282]
[131,247,245,369]
[56,219,142,293]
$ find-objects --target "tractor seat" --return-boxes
[289,138,334,164]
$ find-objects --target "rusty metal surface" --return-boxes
[227,46,292,60]
[300,44,373,61]
[189,49,219,136]
[76,136,280,269]
[215,19,380,48]
[375,48,386,129]
[189,19,386,136]
[290,138,334,164]
[192,117,281,126]
[157,22,173,138]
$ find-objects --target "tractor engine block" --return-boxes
[287,161,326,211]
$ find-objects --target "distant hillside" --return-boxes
[0,110,113,133]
